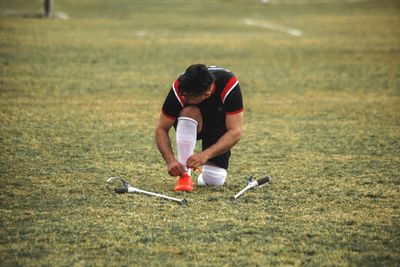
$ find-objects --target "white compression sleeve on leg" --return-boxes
[198,165,227,186]
[176,117,198,172]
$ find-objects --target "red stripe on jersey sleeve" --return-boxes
[226,108,243,115]
[220,76,238,103]
[172,79,185,107]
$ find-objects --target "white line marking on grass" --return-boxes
[136,31,147,37]
[244,18,303,37]
[346,0,369,3]
[264,0,370,4]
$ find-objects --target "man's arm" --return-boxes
[155,113,186,176]
[186,112,243,169]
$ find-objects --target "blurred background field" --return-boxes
[0,0,399,266]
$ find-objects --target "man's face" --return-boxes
[182,86,212,105]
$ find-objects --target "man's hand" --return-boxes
[167,160,186,177]
[186,152,209,169]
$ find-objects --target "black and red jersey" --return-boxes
[161,66,243,126]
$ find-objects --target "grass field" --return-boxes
[1,0,399,266]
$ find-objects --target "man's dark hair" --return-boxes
[178,64,214,97]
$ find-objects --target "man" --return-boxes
[155,64,244,192]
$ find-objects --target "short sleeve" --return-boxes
[224,84,243,115]
[162,88,183,119]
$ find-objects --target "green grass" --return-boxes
[1,0,399,266]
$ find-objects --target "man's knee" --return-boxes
[180,105,201,119]
[179,105,202,130]
[197,165,227,186]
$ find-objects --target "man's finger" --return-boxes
[187,161,198,169]
[186,160,193,168]
[176,165,185,176]
[186,157,194,168]
[177,169,184,177]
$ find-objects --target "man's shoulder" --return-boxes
[208,66,235,78]
[207,67,240,104]
[208,66,237,90]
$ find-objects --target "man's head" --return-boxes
[178,64,214,104]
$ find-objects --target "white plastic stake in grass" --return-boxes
[244,18,303,37]
[136,31,147,37]
[55,12,69,20]
[264,0,370,4]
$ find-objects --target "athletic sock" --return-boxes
[176,117,197,175]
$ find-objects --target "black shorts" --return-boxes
[174,122,230,170]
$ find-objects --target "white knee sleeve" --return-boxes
[197,165,227,186]
[176,117,197,172]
